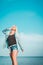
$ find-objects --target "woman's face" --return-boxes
[10,26,16,33]
[11,29,16,33]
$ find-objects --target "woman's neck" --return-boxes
[9,32,15,35]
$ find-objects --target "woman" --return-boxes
[2,25,23,65]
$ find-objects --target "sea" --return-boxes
[0,56,43,65]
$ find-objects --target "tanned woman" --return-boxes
[2,25,24,65]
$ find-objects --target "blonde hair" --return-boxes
[11,25,18,33]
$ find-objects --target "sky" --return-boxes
[0,0,43,56]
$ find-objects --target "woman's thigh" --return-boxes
[12,50,18,57]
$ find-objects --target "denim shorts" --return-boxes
[9,44,18,52]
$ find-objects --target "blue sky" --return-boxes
[0,0,43,56]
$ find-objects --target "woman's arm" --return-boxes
[16,32,24,52]
[2,28,11,48]
[2,28,11,35]
[18,39,24,52]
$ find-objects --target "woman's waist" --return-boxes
[8,44,17,48]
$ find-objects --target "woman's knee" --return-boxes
[11,50,18,59]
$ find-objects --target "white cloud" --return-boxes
[18,33,43,56]
[19,33,43,42]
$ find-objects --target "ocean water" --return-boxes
[0,56,43,65]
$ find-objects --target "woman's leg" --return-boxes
[10,50,18,65]
[10,52,14,65]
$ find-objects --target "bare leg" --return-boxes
[10,52,14,65]
[10,50,18,65]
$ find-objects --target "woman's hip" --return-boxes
[9,44,18,52]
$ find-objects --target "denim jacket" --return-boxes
[2,28,23,51]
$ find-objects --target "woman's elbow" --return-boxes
[2,30,6,34]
